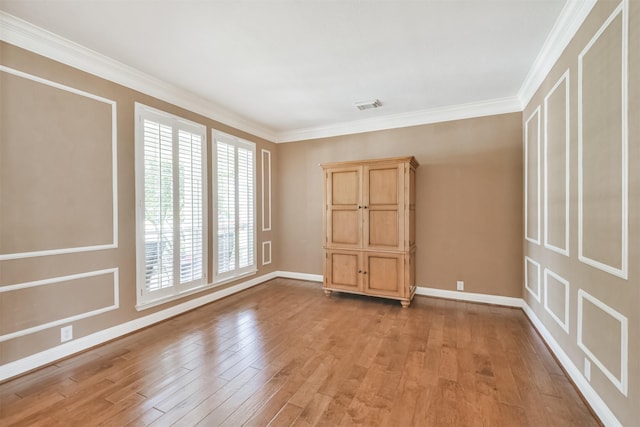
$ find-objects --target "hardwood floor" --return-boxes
[0,278,600,426]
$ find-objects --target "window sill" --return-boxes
[213,269,258,287]
[136,270,258,311]
[136,281,215,311]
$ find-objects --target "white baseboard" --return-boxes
[522,302,620,427]
[275,271,323,282]
[274,274,522,310]
[0,271,278,382]
[415,286,523,308]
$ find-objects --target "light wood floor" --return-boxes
[0,278,600,426]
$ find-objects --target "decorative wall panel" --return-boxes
[525,107,541,244]
[0,67,117,260]
[0,269,119,342]
[543,268,570,333]
[578,2,628,279]
[578,289,628,395]
[544,71,570,255]
[525,256,541,302]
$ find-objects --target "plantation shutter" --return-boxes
[178,130,204,283]
[237,146,254,269]
[136,104,207,304]
[217,141,236,274]
[214,132,256,281]
[143,119,175,292]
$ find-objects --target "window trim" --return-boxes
[134,103,208,309]
[212,129,257,284]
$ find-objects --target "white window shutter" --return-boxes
[136,104,207,307]
[214,132,256,282]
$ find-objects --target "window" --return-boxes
[213,131,256,283]
[135,104,207,308]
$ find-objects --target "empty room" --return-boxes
[0,0,637,425]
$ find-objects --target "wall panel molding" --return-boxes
[261,149,272,231]
[577,0,628,279]
[543,70,570,256]
[0,268,119,343]
[577,289,628,396]
[524,256,541,302]
[0,66,118,260]
[262,241,272,265]
[525,107,541,245]
[543,268,570,333]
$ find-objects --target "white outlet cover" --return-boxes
[61,325,73,343]
[584,357,591,381]
[456,281,464,291]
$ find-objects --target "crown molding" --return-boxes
[0,11,279,142]
[277,96,522,143]
[517,0,597,108]
[2,1,596,145]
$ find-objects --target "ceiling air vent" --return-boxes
[355,99,382,110]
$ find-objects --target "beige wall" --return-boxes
[2,3,637,424]
[0,42,278,365]
[276,113,524,298]
[522,0,638,424]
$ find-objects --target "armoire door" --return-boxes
[363,163,405,251]
[325,249,362,293]
[363,252,404,298]
[325,166,362,249]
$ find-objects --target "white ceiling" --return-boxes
[1,0,571,142]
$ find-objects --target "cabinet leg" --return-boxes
[400,300,410,308]
[324,289,332,297]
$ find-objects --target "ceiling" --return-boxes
[0,0,572,142]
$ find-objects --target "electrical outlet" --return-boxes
[584,358,591,381]
[60,325,73,343]
[456,281,464,291]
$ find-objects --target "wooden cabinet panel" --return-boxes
[322,157,418,307]
[367,167,398,205]
[364,252,404,298]
[331,169,360,205]
[325,166,362,249]
[363,163,404,251]
[367,210,399,247]
[325,250,361,292]
[409,167,416,247]
[331,210,360,245]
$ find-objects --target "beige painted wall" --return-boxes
[0,42,278,365]
[275,113,524,298]
[2,4,636,424]
[522,0,639,424]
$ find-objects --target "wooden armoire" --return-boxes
[321,156,419,307]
